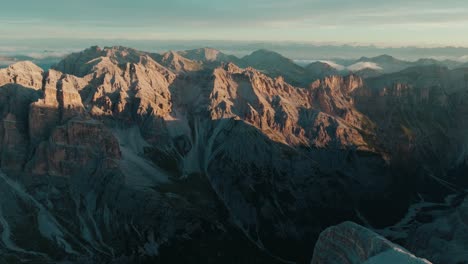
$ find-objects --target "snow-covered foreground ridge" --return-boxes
[312,222,431,264]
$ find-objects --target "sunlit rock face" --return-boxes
[0,47,466,264]
[0,61,44,90]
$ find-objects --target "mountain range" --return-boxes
[0,45,467,264]
[0,54,63,70]
[3,47,468,84]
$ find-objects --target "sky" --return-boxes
[2,0,468,47]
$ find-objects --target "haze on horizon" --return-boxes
[2,0,468,47]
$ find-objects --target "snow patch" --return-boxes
[363,248,431,264]
[318,60,346,71]
[348,62,383,71]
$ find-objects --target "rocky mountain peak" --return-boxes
[177,47,241,66]
[306,61,335,70]
[221,62,243,73]
[0,61,44,90]
[160,50,202,72]
[182,47,221,61]
[6,60,43,73]
[359,54,399,63]
[54,45,148,77]
[242,49,290,64]
[241,49,309,86]
[162,50,179,60]
[248,49,280,57]
[200,47,221,60]
[311,74,363,94]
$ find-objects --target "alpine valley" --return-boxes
[0,46,467,264]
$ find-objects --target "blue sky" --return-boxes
[2,0,468,46]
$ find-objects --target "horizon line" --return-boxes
[3,38,468,49]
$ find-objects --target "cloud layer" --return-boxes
[1,0,468,45]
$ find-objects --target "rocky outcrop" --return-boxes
[240,49,308,86]
[305,61,342,80]
[53,46,147,77]
[29,119,121,176]
[54,47,175,123]
[29,69,86,144]
[0,82,41,171]
[0,61,44,90]
[201,63,372,148]
[309,75,371,131]
[159,51,203,73]
[0,60,119,179]
[178,47,241,64]
[0,62,45,171]
[311,222,431,264]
